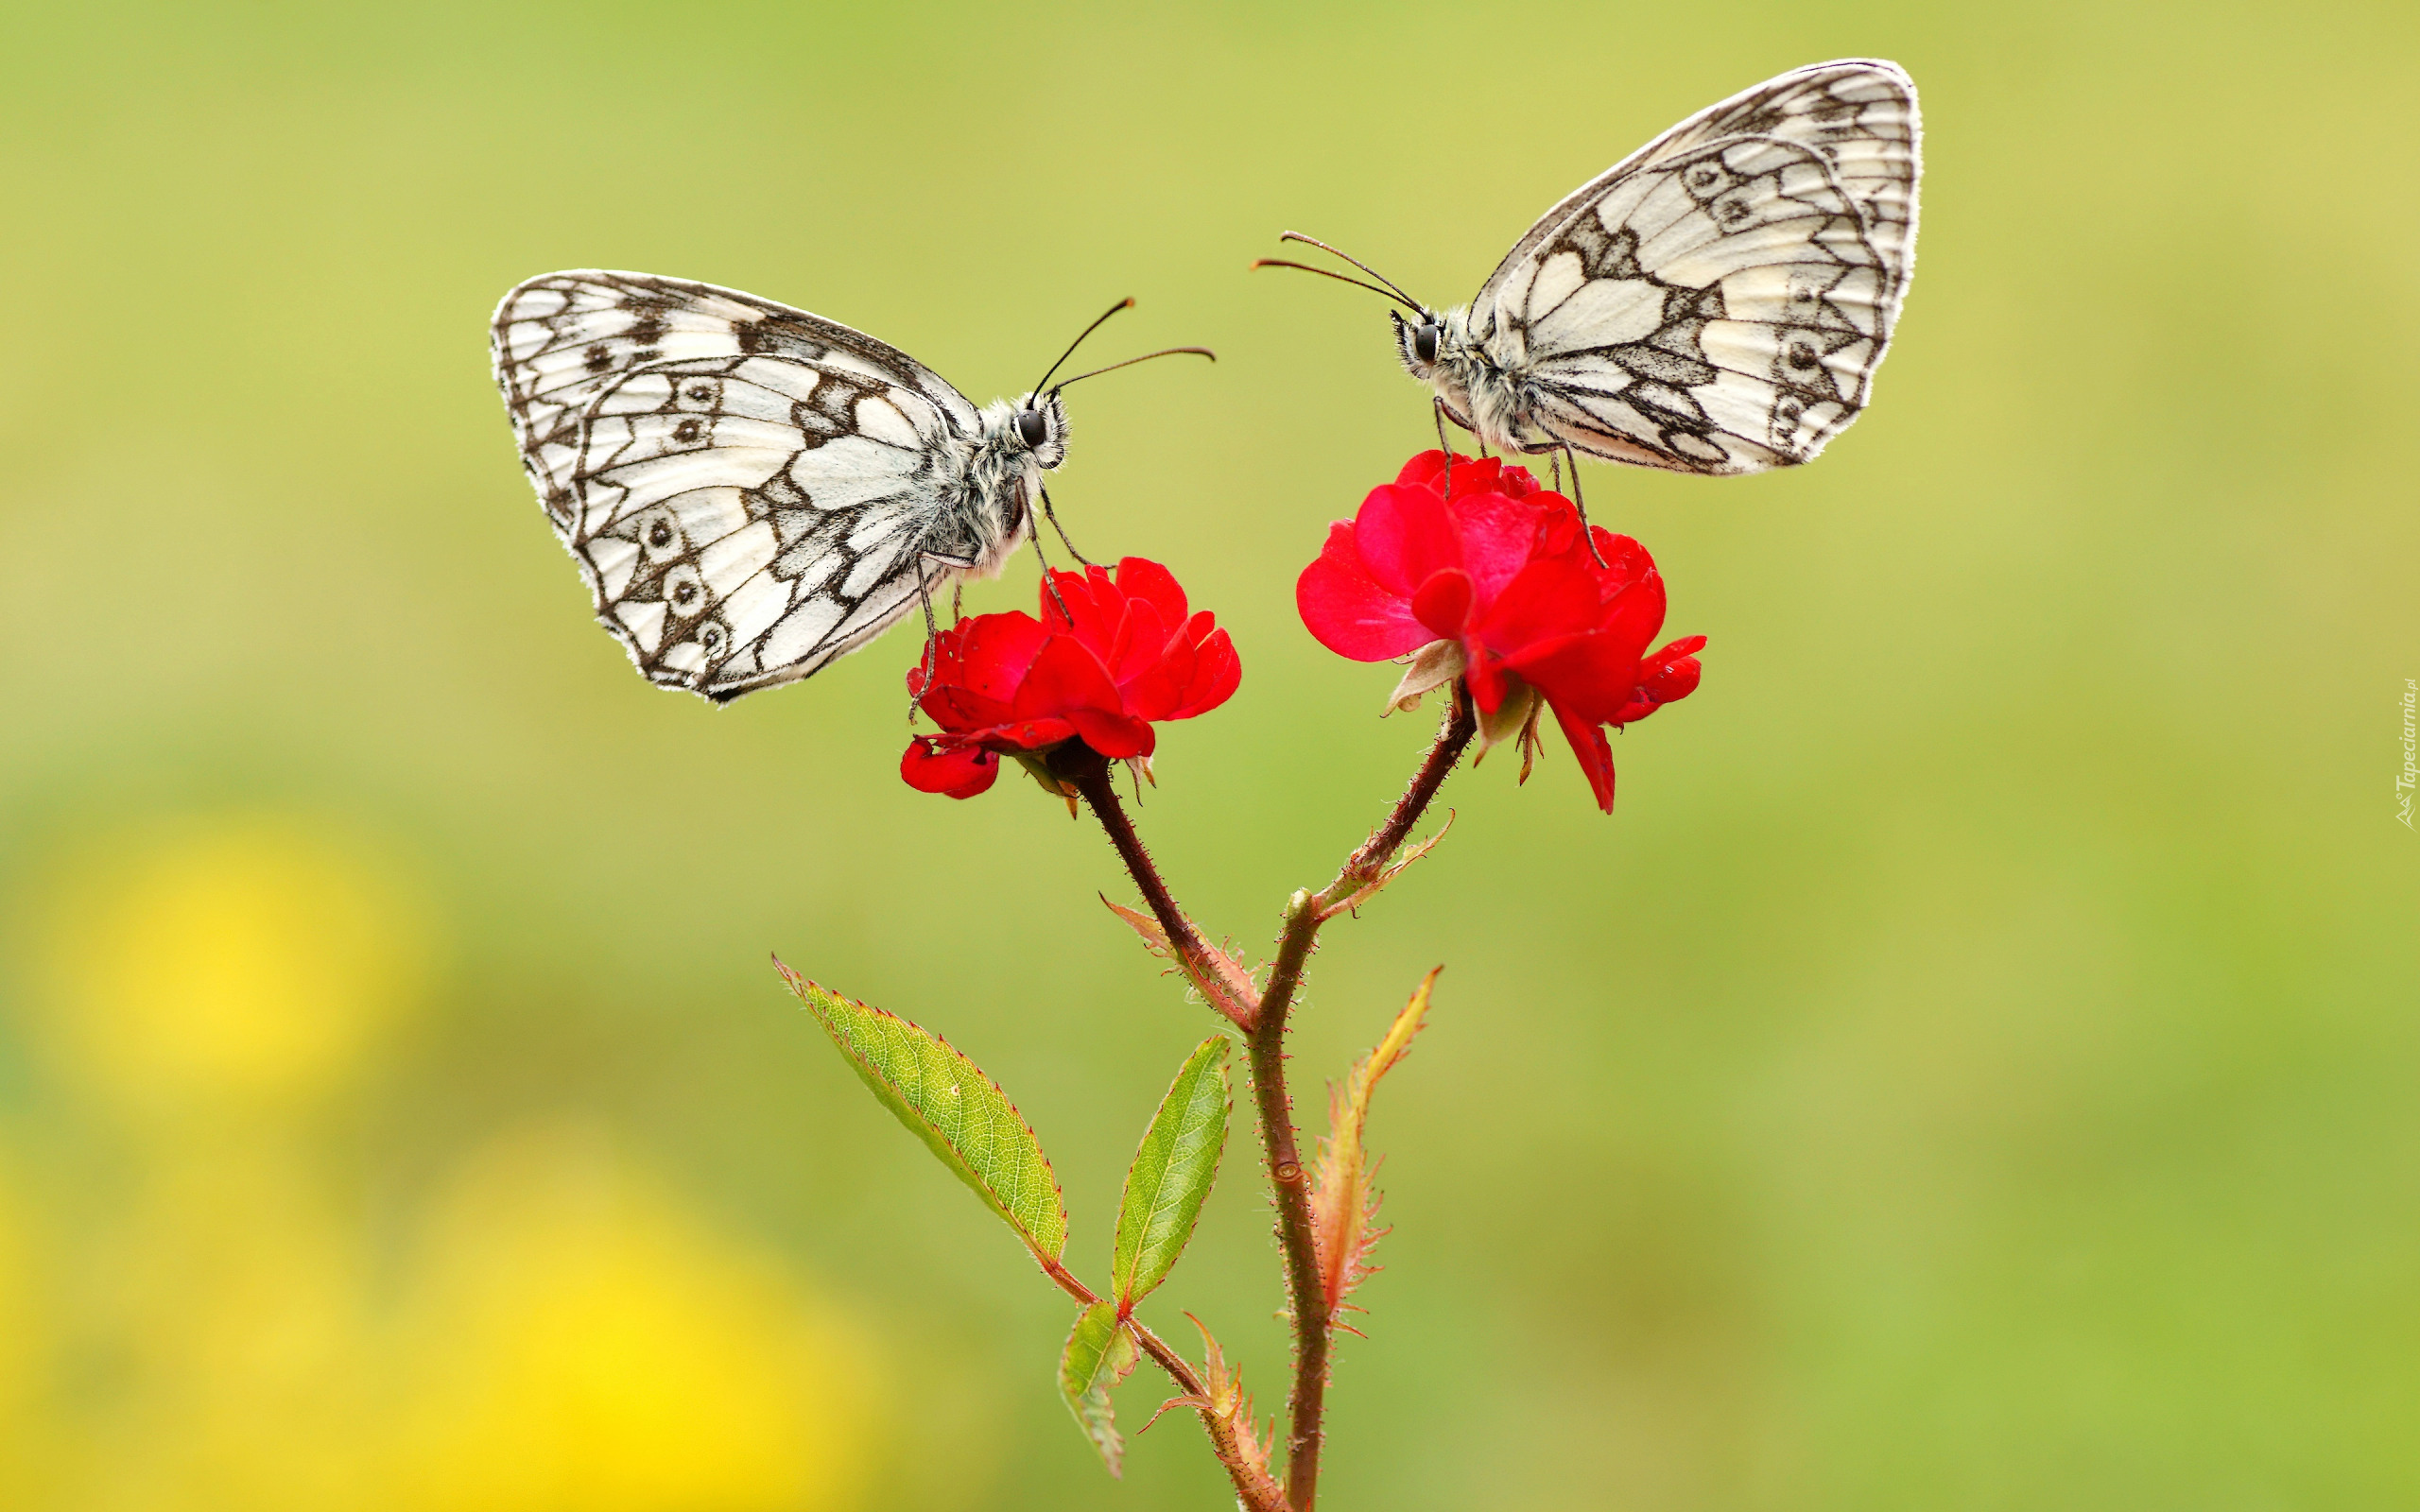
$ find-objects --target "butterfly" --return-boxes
[491,271,1206,703]
[1258,59,1921,492]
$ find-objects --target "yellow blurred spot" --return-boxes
[0,1160,46,1498]
[395,1122,877,1512]
[4,816,882,1507]
[26,818,424,1109]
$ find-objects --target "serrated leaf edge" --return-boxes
[776,957,1067,1264]
[1112,1035,1232,1308]
[1310,966,1439,1320]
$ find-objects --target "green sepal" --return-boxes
[1113,1035,1232,1307]
[776,958,1067,1263]
[1059,1298,1141,1475]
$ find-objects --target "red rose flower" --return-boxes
[1296,451,1704,813]
[901,558,1241,799]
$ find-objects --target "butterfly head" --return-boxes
[1391,308,1450,377]
[1006,390,1070,471]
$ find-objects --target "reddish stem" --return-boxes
[1060,747,1235,1019]
[1254,693,1474,1510]
[1040,1255,1288,1512]
[1069,695,1476,1512]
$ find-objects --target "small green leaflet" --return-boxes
[1114,1035,1232,1307]
[1060,1298,1141,1474]
[776,959,1067,1264]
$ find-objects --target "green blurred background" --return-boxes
[1,0,2413,1506]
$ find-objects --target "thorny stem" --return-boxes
[1068,692,1478,1512]
[1246,979,1326,1505]
[1040,1257,1289,1512]
[1061,748,1225,1003]
[1254,689,1475,1511]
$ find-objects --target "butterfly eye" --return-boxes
[1015,408,1048,448]
[1413,323,1442,365]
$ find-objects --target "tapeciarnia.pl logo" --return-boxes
[2399,679,2416,830]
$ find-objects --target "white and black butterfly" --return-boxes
[491,272,1205,702]
[1260,59,1921,487]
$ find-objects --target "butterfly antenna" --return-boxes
[1275,231,1425,309]
[1030,297,1136,398]
[1048,347,1216,393]
[1249,258,1424,315]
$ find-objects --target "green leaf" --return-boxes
[1113,1034,1232,1307]
[1059,1298,1141,1475]
[776,958,1066,1264]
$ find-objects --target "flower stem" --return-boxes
[1067,692,1475,1512]
[1061,747,1229,1007]
[1254,691,1475,1512]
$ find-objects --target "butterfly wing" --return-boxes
[1473,60,1921,474]
[492,271,985,700]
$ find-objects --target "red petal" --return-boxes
[1067,707,1155,758]
[921,685,1017,733]
[1410,567,1476,638]
[1490,462,1544,499]
[939,612,1051,705]
[1120,619,1194,721]
[1355,482,1461,599]
[1394,450,1456,490]
[1599,566,1668,652]
[1013,634,1124,720]
[1450,490,1546,606]
[1115,598,1172,685]
[1584,531,1656,602]
[1526,494,1582,559]
[1297,521,1431,662]
[1463,648,1513,714]
[994,716,1078,749]
[1397,450,1523,502]
[1608,693,1658,726]
[1442,456,1507,498]
[1470,556,1603,657]
[901,739,1000,799]
[1549,701,1618,814]
[1507,628,1645,725]
[1063,566,1129,654]
[1171,624,1241,719]
[1037,568,1081,633]
[1640,636,1705,705]
[1113,557,1189,632]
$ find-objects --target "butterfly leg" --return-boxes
[907,550,981,715]
[1432,397,1458,492]
[1562,445,1609,569]
[908,571,944,720]
[1025,519,1079,622]
[1037,482,1095,567]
